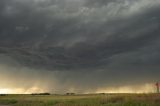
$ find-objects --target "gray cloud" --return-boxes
[0,0,160,93]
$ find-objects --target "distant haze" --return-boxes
[0,0,160,94]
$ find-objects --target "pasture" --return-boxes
[0,94,160,106]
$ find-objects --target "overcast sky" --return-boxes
[0,0,160,94]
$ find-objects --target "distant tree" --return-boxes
[66,93,75,95]
[0,94,7,96]
[31,93,50,95]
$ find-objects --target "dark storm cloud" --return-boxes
[0,0,160,70]
[0,0,160,93]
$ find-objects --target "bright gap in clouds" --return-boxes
[0,87,44,94]
[0,84,156,94]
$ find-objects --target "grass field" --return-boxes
[0,94,160,106]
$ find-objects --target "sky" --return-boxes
[0,0,160,94]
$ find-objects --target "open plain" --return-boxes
[0,94,160,106]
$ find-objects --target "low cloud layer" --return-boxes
[0,0,160,93]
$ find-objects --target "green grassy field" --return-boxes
[0,94,160,106]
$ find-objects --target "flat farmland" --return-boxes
[0,94,160,106]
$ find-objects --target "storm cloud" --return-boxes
[0,0,160,93]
